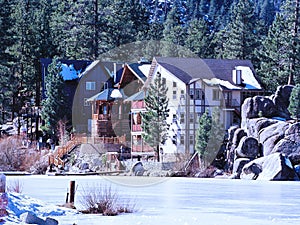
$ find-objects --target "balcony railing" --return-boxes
[132,101,145,109]
[224,99,240,108]
[132,124,142,132]
[132,144,154,152]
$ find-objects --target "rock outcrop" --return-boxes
[225,85,300,181]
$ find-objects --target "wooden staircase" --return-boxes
[48,138,81,167]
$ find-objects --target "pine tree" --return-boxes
[195,110,212,167]
[162,4,187,56]
[288,84,300,121]
[105,0,150,49]
[41,58,66,136]
[141,72,170,162]
[255,14,289,91]
[185,19,211,57]
[255,0,300,91]
[221,0,260,61]
[195,108,224,168]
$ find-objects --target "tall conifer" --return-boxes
[141,72,169,162]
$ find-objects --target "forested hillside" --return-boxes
[0,0,299,122]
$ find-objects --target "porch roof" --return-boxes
[87,88,127,102]
[124,90,146,102]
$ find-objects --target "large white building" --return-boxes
[120,57,263,157]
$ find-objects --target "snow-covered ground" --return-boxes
[3,176,300,225]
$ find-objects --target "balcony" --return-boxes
[132,101,145,109]
[92,114,111,121]
[132,145,154,152]
[224,99,240,108]
[132,124,142,132]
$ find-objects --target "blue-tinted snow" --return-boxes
[61,64,81,81]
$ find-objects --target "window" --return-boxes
[195,89,204,100]
[213,89,220,100]
[180,90,185,100]
[189,135,194,145]
[173,82,177,88]
[86,81,96,90]
[162,78,166,85]
[180,113,185,123]
[180,134,184,145]
[172,114,177,123]
[173,90,177,99]
[190,113,194,123]
[84,98,90,106]
[190,89,194,99]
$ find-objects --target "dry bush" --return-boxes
[79,184,136,216]
[7,179,23,193]
[0,136,48,173]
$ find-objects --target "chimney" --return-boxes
[232,68,242,85]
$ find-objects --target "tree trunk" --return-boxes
[156,145,160,162]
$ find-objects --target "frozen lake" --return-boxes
[6,175,300,225]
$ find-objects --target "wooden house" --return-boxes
[72,60,123,134]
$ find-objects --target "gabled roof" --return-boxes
[153,57,262,90]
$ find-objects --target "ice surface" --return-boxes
[4,176,300,225]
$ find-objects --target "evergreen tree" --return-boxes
[185,19,212,57]
[41,58,66,136]
[259,0,276,27]
[162,4,187,56]
[141,72,169,162]
[255,0,300,91]
[282,0,300,85]
[221,0,260,61]
[195,108,224,168]
[255,14,289,91]
[288,84,300,121]
[105,0,150,49]
[195,110,212,167]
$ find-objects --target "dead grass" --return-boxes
[79,184,136,216]
[7,179,23,193]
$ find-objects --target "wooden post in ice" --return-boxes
[69,180,75,204]
[0,174,8,217]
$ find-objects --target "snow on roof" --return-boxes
[78,60,100,78]
[203,78,241,90]
[61,64,81,81]
[110,89,123,98]
[236,66,262,89]
[138,64,151,78]
[204,66,261,90]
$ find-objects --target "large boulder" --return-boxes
[232,158,251,179]
[244,118,278,138]
[270,85,294,119]
[240,153,298,181]
[131,162,145,176]
[241,96,277,128]
[258,121,290,156]
[271,123,300,163]
[235,136,260,159]
[225,128,247,172]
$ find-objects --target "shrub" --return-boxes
[7,179,23,193]
[79,184,135,216]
